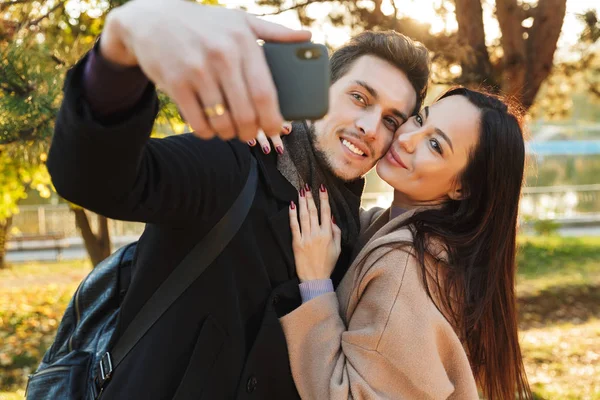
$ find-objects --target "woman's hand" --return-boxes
[248,122,292,154]
[289,185,341,282]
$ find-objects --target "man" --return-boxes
[47,1,430,398]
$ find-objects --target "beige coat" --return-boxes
[280,207,479,400]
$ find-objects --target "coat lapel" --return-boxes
[252,148,298,280]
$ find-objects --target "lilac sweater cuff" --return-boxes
[82,40,150,118]
[299,279,334,303]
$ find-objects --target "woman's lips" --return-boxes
[388,146,408,169]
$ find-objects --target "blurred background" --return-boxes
[1,0,599,398]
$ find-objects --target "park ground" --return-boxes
[1,236,599,399]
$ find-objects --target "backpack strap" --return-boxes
[95,157,258,396]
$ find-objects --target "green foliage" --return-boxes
[531,219,561,236]
[0,0,186,225]
[0,0,109,225]
[0,42,63,144]
[0,145,51,222]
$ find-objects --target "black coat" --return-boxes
[47,55,359,400]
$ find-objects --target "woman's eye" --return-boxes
[429,138,443,155]
[415,114,423,126]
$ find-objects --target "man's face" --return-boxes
[311,55,417,181]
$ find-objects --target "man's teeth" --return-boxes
[342,139,365,156]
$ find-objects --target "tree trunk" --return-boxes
[496,0,566,110]
[454,0,496,89]
[0,216,13,269]
[73,208,111,267]
[496,0,528,101]
[522,0,566,109]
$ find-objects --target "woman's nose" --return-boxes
[397,130,421,153]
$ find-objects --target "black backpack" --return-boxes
[26,158,258,400]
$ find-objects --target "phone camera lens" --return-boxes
[304,50,313,59]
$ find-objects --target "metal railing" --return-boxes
[10,205,145,238]
[9,184,600,238]
[361,184,600,221]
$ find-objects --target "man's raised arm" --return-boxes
[47,2,310,224]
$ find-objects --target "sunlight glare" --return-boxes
[395,0,455,34]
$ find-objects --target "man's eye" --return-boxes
[352,93,366,104]
[415,114,423,126]
[384,117,398,131]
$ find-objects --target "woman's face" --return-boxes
[376,95,482,207]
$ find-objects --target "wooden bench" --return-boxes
[11,233,69,261]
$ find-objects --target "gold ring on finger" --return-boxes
[204,103,227,118]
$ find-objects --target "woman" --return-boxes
[282,87,532,399]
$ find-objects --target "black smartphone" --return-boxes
[263,42,330,121]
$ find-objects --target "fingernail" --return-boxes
[300,189,305,197]
[290,201,296,210]
[282,126,291,134]
[248,139,256,146]
[304,183,310,191]
[263,146,270,154]
[320,184,326,192]
[332,216,336,224]
[276,146,284,155]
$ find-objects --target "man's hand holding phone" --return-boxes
[100,0,311,142]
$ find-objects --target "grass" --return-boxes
[516,236,600,295]
[1,236,599,399]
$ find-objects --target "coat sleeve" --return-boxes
[47,52,249,226]
[279,249,479,400]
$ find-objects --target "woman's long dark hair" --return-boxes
[403,87,532,399]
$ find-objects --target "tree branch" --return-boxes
[97,214,110,250]
[391,0,398,20]
[521,4,537,21]
[0,116,53,144]
[496,0,527,100]
[454,0,495,88]
[72,208,97,246]
[255,0,322,16]
[522,0,566,109]
[27,0,66,28]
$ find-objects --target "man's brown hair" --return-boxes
[330,31,431,115]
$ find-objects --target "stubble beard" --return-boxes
[309,124,361,182]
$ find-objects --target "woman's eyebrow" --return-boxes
[424,106,454,153]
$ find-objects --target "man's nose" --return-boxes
[356,112,380,140]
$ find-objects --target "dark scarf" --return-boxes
[277,121,364,249]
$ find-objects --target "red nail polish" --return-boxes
[263,146,270,154]
[304,183,310,191]
[320,184,326,192]
[300,189,305,197]
[290,201,296,210]
[332,216,336,224]
[276,146,284,155]
[248,140,256,146]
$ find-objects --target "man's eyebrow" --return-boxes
[354,80,409,122]
[355,80,378,98]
